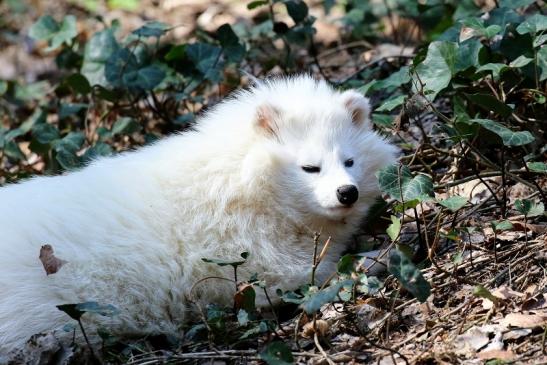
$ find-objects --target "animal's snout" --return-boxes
[336,185,359,206]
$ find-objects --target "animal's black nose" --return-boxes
[336,185,359,206]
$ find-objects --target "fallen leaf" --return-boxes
[500,312,547,329]
[477,349,515,361]
[503,328,532,340]
[39,244,67,275]
[455,326,490,354]
[301,319,329,338]
[522,293,547,311]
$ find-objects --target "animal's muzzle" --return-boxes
[336,185,359,206]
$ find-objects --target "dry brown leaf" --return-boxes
[454,326,490,354]
[477,349,515,361]
[233,283,254,312]
[301,319,329,338]
[509,221,546,234]
[39,244,67,275]
[522,293,547,311]
[500,312,547,328]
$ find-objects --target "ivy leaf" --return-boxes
[247,0,269,10]
[284,0,308,23]
[81,29,119,87]
[515,199,544,218]
[467,119,534,146]
[300,280,353,314]
[516,14,547,34]
[259,341,294,365]
[47,15,78,51]
[29,15,78,51]
[202,252,249,268]
[527,162,547,173]
[186,43,223,82]
[473,285,499,304]
[439,196,468,212]
[217,24,245,63]
[499,0,536,8]
[386,215,401,241]
[538,46,547,82]
[491,220,513,232]
[57,301,120,320]
[64,73,91,95]
[29,15,59,41]
[465,93,512,117]
[132,21,170,38]
[376,95,405,112]
[32,123,60,144]
[388,249,431,302]
[112,117,141,135]
[413,41,458,100]
[476,63,509,79]
[377,164,434,202]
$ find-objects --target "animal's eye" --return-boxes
[344,158,354,167]
[301,165,321,173]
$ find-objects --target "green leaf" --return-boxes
[202,252,249,268]
[81,29,119,87]
[54,132,85,153]
[165,44,186,61]
[337,254,356,274]
[386,215,401,241]
[186,43,223,82]
[455,38,482,72]
[467,119,534,146]
[371,113,393,127]
[516,14,547,34]
[83,142,113,162]
[388,249,431,302]
[133,21,170,38]
[356,274,383,295]
[57,301,120,321]
[509,55,534,68]
[439,195,468,212]
[499,0,536,8]
[59,103,88,119]
[284,0,308,23]
[473,285,499,303]
[47,15,77,51]
[377,164,434,202]
[515,199,544,217]
[476,63,509,79]
[461,18,501,39]
[247,0,269,10]
[376,95,405,112]
[29,15,59,40]
[32,123,60,144]
[3,140,26,161]
[300,280,353,314]
[112,117,141,135]
[259,341,294,365]
[491,220,513,232]
[65,73,91,94]
[217,24,245,63]
[29,15,78,51]
[465,93,512,117]
[413,41,458,100]
[527,162,547,173]
[538,46,547,82]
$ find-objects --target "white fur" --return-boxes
[0,75,397,355]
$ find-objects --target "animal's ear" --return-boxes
[341,90,372,129]
[255,104,281,138]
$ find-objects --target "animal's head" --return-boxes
[242,76,398,220]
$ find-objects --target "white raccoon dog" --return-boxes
[0,75,397,355]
